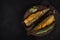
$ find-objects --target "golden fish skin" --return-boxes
[36,23,55,34]
[24,8,50,26]
[31,15,55,32]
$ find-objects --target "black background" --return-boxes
[1,0,60,40]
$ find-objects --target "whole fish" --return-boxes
[31,15,55,32]
[24,8,50,26]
